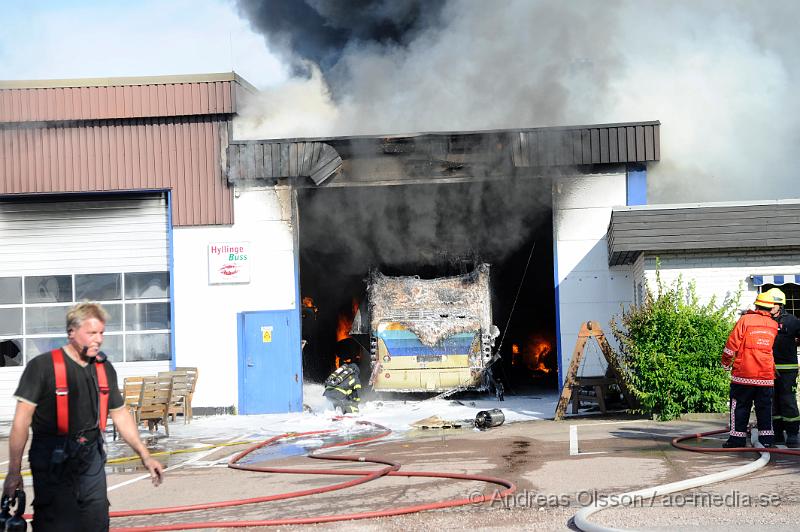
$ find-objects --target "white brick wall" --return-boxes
[640,250,800,311]
[633,254,646,306]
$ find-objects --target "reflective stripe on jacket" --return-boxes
[722,309,778,386]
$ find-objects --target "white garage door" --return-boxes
[0,194,172,419]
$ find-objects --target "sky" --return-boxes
[2,0,799,203]
[0,0,287,87]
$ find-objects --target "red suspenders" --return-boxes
[96,359,110,432]
[51,349,110,436]
[52,349,70,435]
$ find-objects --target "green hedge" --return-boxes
[611,266,740,421]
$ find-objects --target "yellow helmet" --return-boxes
[754,290,778,308]
[765,287,787,306]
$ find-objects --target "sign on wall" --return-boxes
[208,242,250,284]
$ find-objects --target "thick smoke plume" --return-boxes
[235,0,444,78]
[298,178,551,274]
[235,0,800,203]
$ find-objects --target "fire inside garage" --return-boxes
[297,178,558,393]
[227,121,660,403]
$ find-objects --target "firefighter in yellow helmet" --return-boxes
[763,287,800,448]
[721,290,779,447]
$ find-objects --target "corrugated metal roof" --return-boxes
[228,121,660,186]
[512,122,659,166]
[0,72,255,89]
[0,73,250,226]
[0,72,255,123]
[607,200,800,265]
[0,116,233,226]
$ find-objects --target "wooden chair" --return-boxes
[158,370,191,424]
[136,375,173,437]
[173,367,198,422]
[122,377,145,423]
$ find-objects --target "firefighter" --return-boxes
[721,291,780,448]
[323,357,362,414]
[764,287,800,448]
[3,302,163,531]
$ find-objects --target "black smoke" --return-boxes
[235,0,445,80]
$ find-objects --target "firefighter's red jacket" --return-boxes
[721,309,778,386]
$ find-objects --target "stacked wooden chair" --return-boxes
[174,367,199,422]
[158,368,198,424]
[117,367,199,437]
[135,375,174,436]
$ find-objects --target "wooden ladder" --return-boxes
[554,321,636,420]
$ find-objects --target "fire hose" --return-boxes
[20,420,515,530]
[573,427,800,532]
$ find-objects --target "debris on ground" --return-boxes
[410,415,466,430]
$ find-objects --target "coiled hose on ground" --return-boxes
[98,420,516,531]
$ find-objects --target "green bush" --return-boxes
[610,265,740,421]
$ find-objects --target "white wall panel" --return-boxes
[553,174,627,210]
[556,240,610,275]
[558,333,608,377]
[0,368,23,420]
[554,207,615,241]
[553,172,630,385]
[558,271,633,304]
[172,186,296,409]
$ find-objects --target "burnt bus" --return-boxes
[357,264,499,393]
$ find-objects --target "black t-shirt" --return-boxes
[14,349,124,440]
[773,310,800,365]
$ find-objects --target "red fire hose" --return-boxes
[98,420,515,531]
[673,427,800,456]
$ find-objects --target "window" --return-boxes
[0,272,171,366]
[0,277,21,305]
[761,283,800,318]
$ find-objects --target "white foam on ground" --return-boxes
[166,383,559,442]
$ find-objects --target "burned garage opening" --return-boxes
[226,122,661,399]
[297,178,557,393]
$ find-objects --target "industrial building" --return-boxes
[3,71,791,416]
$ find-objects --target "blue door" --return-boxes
[237,310,303,414]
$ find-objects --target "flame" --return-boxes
[336,298,359,342]
[523,337,552,374]
[511,343,520,366]
[301,296,318,319]
[335,355,341,369]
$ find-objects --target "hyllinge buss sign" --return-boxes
[208,242,250,284]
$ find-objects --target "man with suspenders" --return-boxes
[3,302,164,531]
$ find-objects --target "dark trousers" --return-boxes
[29,438,109,532]
[773,369,800,437]
[727,383,774,446]
[323,388,359,414]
